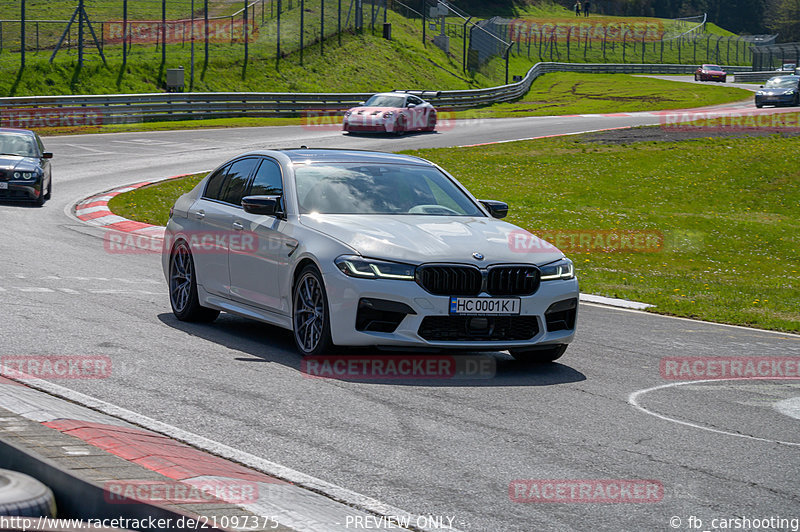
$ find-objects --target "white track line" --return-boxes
[629,379,800,447]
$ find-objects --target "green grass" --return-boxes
[401,135,799,333]
[107,173,206,227]
[108,134,800,332]
[453,72,751,119]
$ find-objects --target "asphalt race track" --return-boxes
[1,90,799,531]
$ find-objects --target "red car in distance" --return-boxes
[694,64,727,82]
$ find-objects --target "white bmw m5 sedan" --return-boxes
[162,148,578,361]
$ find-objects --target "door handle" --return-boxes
[232,221,244,231]
[192,210,205,220]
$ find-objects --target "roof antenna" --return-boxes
[300,145,308,149]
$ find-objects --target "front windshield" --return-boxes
[704,65,722,71]
[0,133,37,157]
[765,77,799,88]
[363,95,406,108]
[294,163,484,216]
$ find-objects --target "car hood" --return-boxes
[0,155,38,171]
[759,88,795,95]
[702,69,725,75]
[299,214,565,266]
[347,106,400,116]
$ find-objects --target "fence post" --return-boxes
[622,30,627,63]
[320,0,324,56]
[422,2,425,45]
[244,0,248,69]
[190,0,195,89]
[276,0,281,67]
[161,0,166,65]
[300,0,304,65]
[641,33,645,63]
[78,0,84,66]
[706,34,710,62]
[566,26,571,62]
[338,0,341,46]
[463,17,471,72]
[20,0,25,68]
[204,0,209,67]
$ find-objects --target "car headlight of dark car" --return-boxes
[13,171,40,181]
[335,255,416,280]
[540,258,575,281]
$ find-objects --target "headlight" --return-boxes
[787,91,795,95]
[383,111,394,118]
[23,172,34,179]
[540,258,575,281]
[756,91,764,96]
[344,110,352,117]
[335,255,415,280]
[13,172,21,180]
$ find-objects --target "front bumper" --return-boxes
[755,94,796,106]
[343,116,398,133]
[323,269,579,350]
[0,180,43,201]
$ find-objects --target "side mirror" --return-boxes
[479,199,508,219]
[407,103,416,108]
[760,85,764,88]
[358,101,366,106]
[42,152,53,159]
[242,195,282,216]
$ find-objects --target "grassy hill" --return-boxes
[0,0,747,98]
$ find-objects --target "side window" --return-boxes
[34,134,45,156]
[248,159,283,197]
[220,158,259,206]
[203,165,230,201]
[409,96,423,106]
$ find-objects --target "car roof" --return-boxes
[248,148,434,166]
[0,128,35,136]
[770,75,800,80]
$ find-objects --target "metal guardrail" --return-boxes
[733,71,792,83]
[0,62,755,126]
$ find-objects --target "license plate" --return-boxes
[449,297,521,315]
[0,182,7,190]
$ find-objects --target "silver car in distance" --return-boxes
[162,149,578,362]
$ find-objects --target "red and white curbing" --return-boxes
[73,175,193,241]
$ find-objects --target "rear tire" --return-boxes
[169,242,220,323]
[509,344,568,363]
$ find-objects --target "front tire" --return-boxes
[394,116,406,136]
[424,113,437,132]
[509,344,568,363]
[292,265,333,356]
[169,242,220,322]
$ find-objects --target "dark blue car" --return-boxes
[755,75,800,108]
[0,128,53,206]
